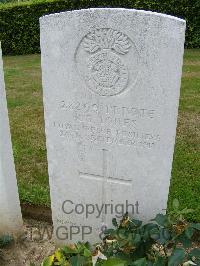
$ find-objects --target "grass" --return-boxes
[168,49,200,221]
[3,49,200,221]
[3,54,50,206]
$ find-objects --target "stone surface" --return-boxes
[0,43,23,237]
[40,8,186,244]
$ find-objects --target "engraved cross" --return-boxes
[79,149,132,222]
[79,149,132,185]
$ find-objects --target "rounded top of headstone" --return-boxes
[40,8,186,25]
[40,7,185,98]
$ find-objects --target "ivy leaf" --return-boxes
[152,214,169,227]
[118,228,127,239]
[177,234,192,248]
[188,248,200,264]
[168,248,185,266]
[185,226,194,239]
[190,223,200,231]
[143,223,158,240]
[163,228,171,240]
[131,219,142,228]
[158,228,171,245]
[149,228,160,240]
[189,248,200,258]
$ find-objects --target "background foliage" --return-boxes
[0,0,200,55]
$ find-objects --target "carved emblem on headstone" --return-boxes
[75,28,135,96]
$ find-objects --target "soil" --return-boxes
[21,204,52,223]
[0,219,55,266]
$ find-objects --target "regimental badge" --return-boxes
[75,28,139,96]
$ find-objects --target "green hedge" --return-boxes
[0,0,199,55]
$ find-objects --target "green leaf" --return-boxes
[185,227,194,239]
[177,234,192,248]
[76,242,85,252]
[132,233,141,245]
[104,229,115,236]
[152,214,169,227]
[149,228,160,240]
[41,255,54,266]
[188,248,200,262]
[163,228,170,240]
[131,219,143,228]
[84,242,91,250]
[143,223,158,240]
[131,258,147,266]
[159,228,171,245]
[149,227,170,244]
[102,257,127,266]
[168,248,185,266]
[69,255,87,266]
[62,246,78,255]
[172,199,180,210]
[190,223,200,231]
[153,256,166,266]
[83,247,91,257]
[54,249,66,262]
[118,228,127,239]
[112,218,118,227]
[118,239,129,247]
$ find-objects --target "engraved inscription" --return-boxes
[55,122,160,148]
[75,28,139,96]
[53,100,160,150]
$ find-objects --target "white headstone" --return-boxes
[0,43,23,237]
[40,8,186,244]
